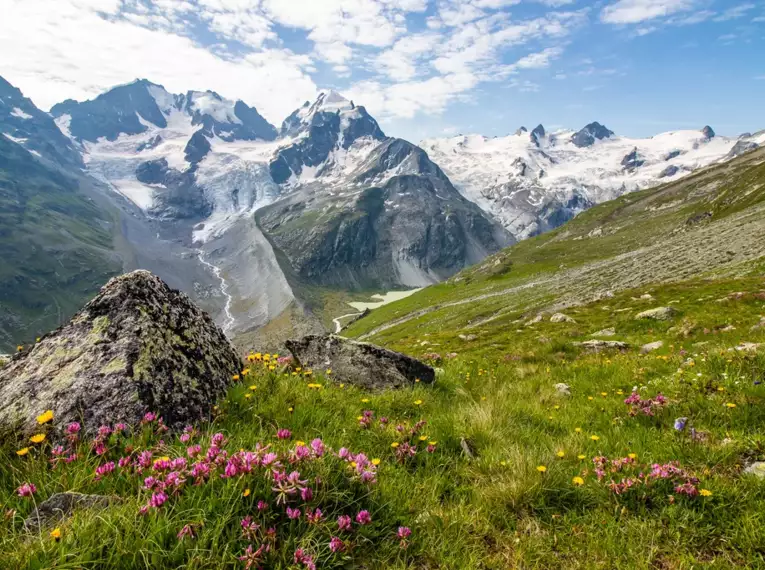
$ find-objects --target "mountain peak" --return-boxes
[571,121,614,148]
[702,125,715,139]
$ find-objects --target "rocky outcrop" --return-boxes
[550,313,576,323]
[658,165,680,178]
[571,122,614,148]
[635,307,677,320]
[621,147,645,171]
[25,492,117,532]
[285,334,434,390]
[0,271,240,435]
[702,126,715,140]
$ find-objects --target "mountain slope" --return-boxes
[344,145,765,348]
[421,123,765,239]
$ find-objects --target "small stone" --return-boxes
[751,317,765,331]
[635,307,677,321]
[731,342,761,352]
[460,437,477,460]
[458,334,478,341]
[640,294,654,301]
[550,313,576,323]
[525,314,543,326]
[640,341,664,354]
[554,383,571,397]
[590,328,616,337]
[744,462,765,479]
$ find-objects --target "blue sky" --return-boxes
[1,0,763,141]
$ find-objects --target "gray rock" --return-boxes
[635,307,677,321]
[285,334,434,390]
[0,271,240,435]
[460,437,477,460]
[525,314,543,326]
[25,492,117,532]
[458,334,478,341]
[550,313,576,323]
[744,462,765,479]
[591,327,616,337]
[574,340,629,352]
[731,342,761,352]
[640,341,664,354]
[751,316,765,331]
[554,382,571,397]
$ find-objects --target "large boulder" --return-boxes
[0,271,240,435]
[285,334,434,390]
[635,307,677,321]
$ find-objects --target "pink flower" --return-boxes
[276,428,292,440]
[337,447,350,459]
[94,461,115,480]
[337,515,352,531]
[97,425,113,438]
[66,422,81,435]
[397,526,412,539]
[142,412,156,424]
[355,510,372,525]
[179,433,190,443]
[257,500,269,511]
[300,486,313,501]
[150,491,168,508]
[137,450,153,468]
[310,438,325,457]
[187,444,202,458]
[94,441,108,456]
[114,423,127,432]
[306,508,323,524]
[329,536,345,553]
[293,549,316,570]
[286,507,301,520]
[17,483,36,497]
[211,432,227,446]
[177,524,196,541]
[118,456,131,469]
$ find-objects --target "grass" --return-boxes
[4,275,765,568]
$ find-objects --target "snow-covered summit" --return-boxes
[421,124,765,239]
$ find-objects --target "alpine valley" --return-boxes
[0,75,762,351]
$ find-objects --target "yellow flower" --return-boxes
[572,476,585,486]
[36,337,41,343]
[50,528,61,541]
[30,434,46,444]
[600,392,608,397]
[356,415,364,420]
[350,461,357,468]
[232,374,240,381]
[296,440,306,446]
[36,410,54,425]
[288,407,294,413]
[725,402,736,408]
[577,454,586,460]
[553,405,560,410]
[628,453,637,459]
[269,365,275,370]
[419,435,428,441]
[339,383,345,388]
[247,354,256,362]
[587,396,594,401]
[16,345,23,352]
[700,489,713,497]
[556,450,565,458]
[249,385,257,391]
[326,369,332,375]
[391,442,400,448]
[415,378,420,383]
[243,488,251,497]
[295,367,302,372]
[414,399,423,406]
[500,461,507,466]
[428,441,437,446]
[590,435,600,441]
[536,465,547,473]
[244,394,252,399]
[255,353,262,360]
[16,447,29,456]
[361,398,370,403]
[263,354,271,361]
[371,458,381,466]
[574,427,582,433]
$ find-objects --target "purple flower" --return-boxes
[310,438,325,457]
[397,526,412,539]
[301,486,313,501]
[142,412,156,424]
[276,428,292,440]
[329,536,345,553]
[674,417,687,431]
[66,422,81,435]
[306,508,323,524]
[286,506,301,519]
[337,515,352,531]
[355,510,372,525]
[17,482,36,497]
[94,461,115,480]
[337,447,350,459]
[211,432,227,446]
[257,500,269,511]
[150,491,168,508]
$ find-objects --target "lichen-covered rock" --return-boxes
[0,270,240,435]
[635,307,677,320]
[640,340,664,354]
[550,313,576,323]
[25,492,117,532]
[285,334,434,390]
[573,340,629,352]
[591,328,616,337]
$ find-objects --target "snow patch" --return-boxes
[188,91,241,125]
[11,107,32,119]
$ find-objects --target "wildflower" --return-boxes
[50,527,61,541]
[301,487,313,501]
[572,476,585,486]
[556,450,565,458]
[150,491,168,508]
[310,438,325,457]
[36,410,54,425]
[674,417,688,431]
[725,403,737,408]
[257,500,269,511]
[628,453,637,459]
[249,385,257,391]
[293,548,316,570]
[66,422,81,435]
[30,433,46,444]
[390,442,400,448]
[356,510,372,525]
[536,465,547,473]
[239,544,267,569]
[16,448,29,456]
[397,526,412,548]
[276,428,292,440]
[337,515,352,531]
[95,461,116,480]
[286,507,301,520]
[232,374,240,381]
[574,427,582,433]
[414,399,423,405]
[361,398,369,403]
[177,524,196,541]
[306,508,323,524]
[590,435,600,441]
[243,488,251,497]
[577,454,586,460]
[700,489,713,497]
[371,458,381,466]
[329,536,345,553]
[17,483,36,497]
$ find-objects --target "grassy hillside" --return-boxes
[0,137,121,352]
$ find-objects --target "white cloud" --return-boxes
[601,0,697,24]
[714,3,755,22]
[0,0,317,124]
[513,47,563,69]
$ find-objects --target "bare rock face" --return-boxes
[285,334,434,390]
[0,271,240,435]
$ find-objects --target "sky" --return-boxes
[1,0,763,142]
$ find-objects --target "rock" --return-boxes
[554,383,571,397]
[744,462,765,479]
[460,437,477,460]
[24,492,116,532]
[550,313,576,323]
[458,334,478,341]
[591,328,616,337]
[751,317,765,331]
[701,125,715,140]
[525,314,543,326]
[571,122,614,148]
[635,307,677,321]
[574,340,629,352]
[285,334,434,390]
[0,271,241,435]
[640,294,654,301]
[731,342,761,352]
[640,341,664,354]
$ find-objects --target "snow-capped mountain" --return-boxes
[421,123,765,239]
[37,79,507,338]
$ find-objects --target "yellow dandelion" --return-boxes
[296,440,306,446]
[574,427,582,433]
[295,367,302,372]
[717,386,725,392]
[725,402,736,408]
[556,450,565,458]
[428,441,437,446]
[30,434,46,444]
[249,385,257,391]
[414,399,423,406]
[628,453,637,459]
[232,374,240,381]
[263,354,271,361]
[553,405,560,410]
[16,345,23,352]
[288,406,294,413]
[50,528,61,541]
[36,410,54,425]
[572,476,585,486]
[371,458,381,466]
[590,435,600,441]
[243,488,251,497]
[244,394,252,399]
[577,454,586,460]
[350,461,357,468]
[419,435,428,441]
[600,392,608,397]
[415,378,420,383]
[536,465,547,473]
[500,460,507,466]
[361,398,370,403]
[391,442,400,448]
[356,415,364,420]
[700,489,713,497]
[326,369,332,375]
[16,447,29,456]
[588,396,594,401]
[269,365,275,370]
